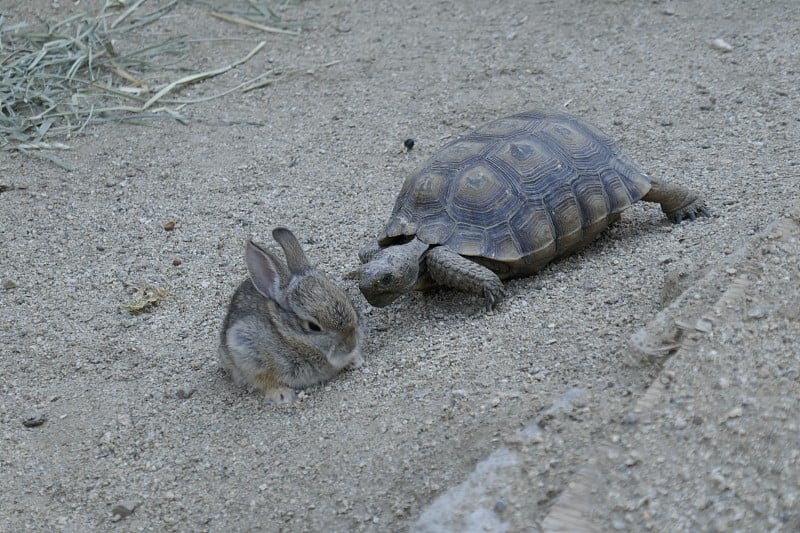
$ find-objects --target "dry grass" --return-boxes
[0,1,306,168]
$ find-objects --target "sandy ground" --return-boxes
[1,0,798,531]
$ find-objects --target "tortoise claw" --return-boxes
[483,281,506,311]
[358,241,383,264]
[669,201,711,223]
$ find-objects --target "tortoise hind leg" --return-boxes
[425,247,505,310]
[642,177,711,223]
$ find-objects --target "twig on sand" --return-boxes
[210,11,300,36]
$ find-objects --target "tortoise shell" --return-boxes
[379,111,652,271]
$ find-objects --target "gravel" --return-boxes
[1,0,797,531]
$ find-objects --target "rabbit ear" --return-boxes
[272,227,312,275]
[245,240,287,300]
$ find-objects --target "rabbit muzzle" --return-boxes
[327,328,364,370]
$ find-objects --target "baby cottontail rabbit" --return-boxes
[219,227,364,403]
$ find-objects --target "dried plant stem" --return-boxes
[210,11,300,36]
[0,2,311,164]
[142,41,266,109]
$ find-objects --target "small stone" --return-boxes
[725,407,743,419]
[111,500,138,518]
[746,306,766,320]
[163,220,177,231]
[710,37,734,52]
[176,385,195,399]
[625,452,641,467]
[2,279,17,290]
[622,413,640,426]
[22,412,46,427]
[172,258,182,267]
[494,500,507,513]
[695,318,713,333]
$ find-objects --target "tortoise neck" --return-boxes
[409,237,434,290]
[405,236,430,261]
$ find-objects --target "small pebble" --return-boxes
[403,138,415,151]
[176,385,195,399]
[695,318,713,333]
[746,306,766,320]
[111,500,138,518]
[725,406,743,419]
[22,412,46,427]
[172,258,182,267]
[625,453,641,467]
[710,37,734,52]
[163,220,177,231]
[493,500,506,513]
[622,413,640,426]
[2,279,17,289]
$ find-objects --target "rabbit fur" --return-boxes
[219,227,363,403]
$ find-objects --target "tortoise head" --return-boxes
[358,237,429,307]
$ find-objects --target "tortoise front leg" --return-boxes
[642,177,711,223]
[358,241,383,264]
[425,247,506,310]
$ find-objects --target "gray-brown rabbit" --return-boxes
[219,227,364,403]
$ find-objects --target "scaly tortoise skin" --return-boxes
[358,110,709,309]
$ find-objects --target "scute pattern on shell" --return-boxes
[379,111,652,262]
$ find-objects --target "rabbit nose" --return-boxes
[327,340,362,370]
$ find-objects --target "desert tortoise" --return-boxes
[358,110,709,309]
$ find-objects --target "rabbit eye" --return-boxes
[307,320,322,332]
[380,274,393,286]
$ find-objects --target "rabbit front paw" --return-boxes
[262,385,298,404]
[346,353,364,370]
